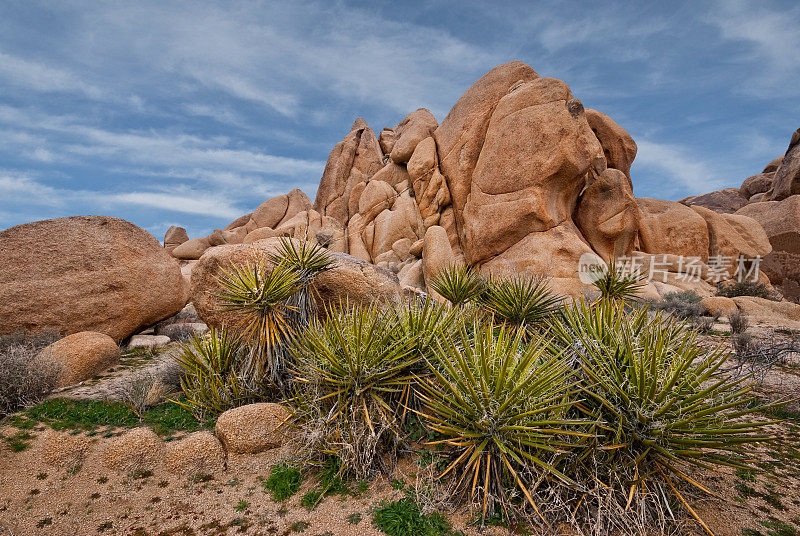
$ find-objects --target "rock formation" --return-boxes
[0,216,189,340]
[167,61,780,300]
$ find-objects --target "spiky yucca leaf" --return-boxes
[214,262,299,386]
[395,298,459,363]
[591,262,645,303]
[269,237,335,329]
[481,275,561,336]
[174,328,262,418]
[289,304,418,478]
[416,321,588,520]
[430,264,486,306]
[549,299,778,531]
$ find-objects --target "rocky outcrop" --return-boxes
[740,173,775,199]
[575,169,640,263]
[769,129,800,201]
[38,332,120,387]
[0,216,189,341]
[164,226,189,254]
[681,188,749,214]
[388,108,438,164]
[314,119,383,225]
[736,196,800,300]
[636,198,710,260]
[585,108,637,179]
[215,403,290,454]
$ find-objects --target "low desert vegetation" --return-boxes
[162,246,784,533]
[717,280,781,301]
[0,331,60,418]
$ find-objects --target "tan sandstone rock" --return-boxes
[102,427,164,472]
[736,196,800,300]
[251,189,313,230]
[172,237,213,260]
[314,118,383,225]
[389,108,438,165]
[733,296,800,330]
[0,216,188,341]
[575,168,640,263]
[681,188,749,214]
[636,198,710,260]
[740,172,775,199]
[422,225,457,289]
[769,128,800,201]
[164,226,189,254]
[700,296,738,317]
[38,331,120,387]
[691,206,772,277]
[215,403,290,454]
[584,108,637,178]
[163,431,226,475]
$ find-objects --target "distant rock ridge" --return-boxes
[168,61,776,300]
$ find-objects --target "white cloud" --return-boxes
[633,140,725,196]
[0,50,106,99]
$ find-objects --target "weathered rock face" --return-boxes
[636,198,710,260]
[389,108,438,164]
[215,403,290,454]
[584,108,637,179]
[691,206,771,274]
[769,128,800,201]
[681,188,749,214]
[462,77,604,266]
[575,168,640,263]
[740,173,775,199]
[314,118,383,225]
[736,196,800,300]
[0,216,189,341]
[38,331,120,387]
[172,236,212,260]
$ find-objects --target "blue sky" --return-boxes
[1,0,798,240]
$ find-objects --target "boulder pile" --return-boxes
[172,61,775,300]
[683,128,800,300]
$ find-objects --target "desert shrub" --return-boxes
[549,299,775,530]
[717,280,780,300]
[395,298,459,366]
[289,304,418,478]
[651,290,705,319]
[729,311,749,334]
[480,275,561,337]
[119,371,156,417]
[175,328,265,419]
[262,463,302,501]
[215,262,299,388]
[416,320,583,519]
[372,497,451,536]
[0,332,60,417]
[429,264,486,306]
[591,262,644,303]
[268,237,334,330]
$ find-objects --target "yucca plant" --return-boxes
[269,237,335,328]
[591,261,645,303]
[481,275,561,337]
[214,262,299,388]
[549,299,779,533]
[429,264,486,306]
[174,328,263,419]
[416,320,588,521]
[289,304,418,478]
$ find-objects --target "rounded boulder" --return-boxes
[38,331,120,387]
[163,431,226,475]
[101,427,164,473]
[0,216,189,341]
[215,403,290,454]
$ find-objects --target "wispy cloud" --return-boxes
[0,50,106,99]
[633,140,724,196]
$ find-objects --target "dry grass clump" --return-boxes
[0,331,60,417]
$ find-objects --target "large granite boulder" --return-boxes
[37,331,120,387]
[0,216,189,341]
[681,188,749,214]
[636,198,710,260]
[769,129,800,201]
[584,108,637,178]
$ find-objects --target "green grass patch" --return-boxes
[372,498,451,536]
[2,430,35,452]
[300,490,323,510]
[22,397,209,436]
[262,464,302,502]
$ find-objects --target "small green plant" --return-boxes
[262,463,302,501]
[215,261,299,386]
[591,262,644,303]
[234,499,249,512]
[730,311,749,334]
[347,512,362,524]
[651,290,705,319]
[429,264,485,306]
[481,275,561,336]
[290,521,310,533]
[372,497,451,536]
[300,489,323,509]
[717,280,780,301]
[175,328,263,419]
